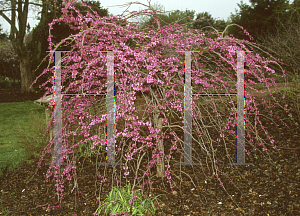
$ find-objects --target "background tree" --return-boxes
[189,11,228,35]
[0,0,39,93]
[24,0,111,93]
[136,8,196,30]
[0,23,20,87]
[221,0,296,80]
[0,0,52,93]
[227,0,291,44]
[131,2,234,44]
[128,2,171,30]
[129,3,233,52]
[254,1,300,77]
[0,0,111,93]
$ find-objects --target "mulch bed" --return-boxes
[0,87,300,215]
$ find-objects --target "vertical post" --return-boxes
[53,51,63,166]
[229,51,253,166]
[175,51,201,166]
[107,51,117,164]
[45,51,71,167]
[95,51,122,166]
[44,51,72,207]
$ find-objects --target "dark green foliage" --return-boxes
[0,25,20,85]
[134,8,232,45]
[227,0,291,44]
[136,9,196,30]
[191,12,221,33]
[25,0,111,92]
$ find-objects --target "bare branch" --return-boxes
[0,10,18,34]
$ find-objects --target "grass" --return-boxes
[0,100,46,176]
[0,101,112,177]
[14,109,51,162]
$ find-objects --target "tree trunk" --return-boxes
[156,117,164,178]
[153,107,164,178]
[4,0,35,93]
[36,0,49,60]
[19,54,35,93]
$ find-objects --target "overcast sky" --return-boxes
[102,0,251,23]
[0,0,257,34]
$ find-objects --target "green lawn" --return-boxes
[0,98,109,177]
[0,100,46,176]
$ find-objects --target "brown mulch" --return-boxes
[0,86,300,215]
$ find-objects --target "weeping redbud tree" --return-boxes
[30,0,294,213]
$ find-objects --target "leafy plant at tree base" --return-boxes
[0,76,12,89]
[94,181,162,215]
[29,0,295,214]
